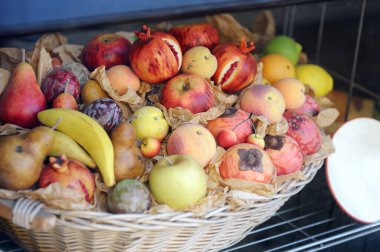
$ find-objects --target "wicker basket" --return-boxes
[0,159,324,252]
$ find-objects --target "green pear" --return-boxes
[0,126,54,190]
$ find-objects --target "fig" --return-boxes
[41,68,81,102]
[284,111,322,155]
[264,135,303,176]
[82,98,122,133]
[108,179,151,213]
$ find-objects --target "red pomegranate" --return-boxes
[38,155,95,203]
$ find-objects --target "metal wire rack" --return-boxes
[0,0,379,251]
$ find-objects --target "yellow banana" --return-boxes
[49,130,96,168]
[38,108,115,187]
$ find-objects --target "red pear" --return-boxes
[0,60,47,128]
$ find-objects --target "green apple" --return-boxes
[149,155,207,210]
[131,106,169,141]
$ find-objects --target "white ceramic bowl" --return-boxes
[326,117,380,223]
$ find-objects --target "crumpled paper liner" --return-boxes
[115,31,136,43]
[0,123,30,136]
[0,68,10,95]
[30,47,53,85]
[34,33,68,52]
[53,44,83,64]
[304,134,335,165]
[0,48,24,71]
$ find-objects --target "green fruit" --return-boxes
[264,35,302,65]
[296,64,333,97]
[107,179,151,213]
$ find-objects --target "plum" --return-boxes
[41,68,80,102]
[82,98,122,133]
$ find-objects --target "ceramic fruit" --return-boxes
[239,84,286,124]
[169,23,219,53]
[108,179,151,213]
[181,46,217,78]
[284,111,322,155]
[206,108,253,144]
[82,98,122,133]
[287,95,320,117]
[264,135,303,175]
[38,155,95,203]
[130,106,169,141]
[212,38,257,93]
[0,126,54,190]
[296,64,333,97]
[60,63,90,87]
[111,122,145,182]
[51,81,78,109]
[81,79,110,104]
[161,74,214,114]
[219,143,275,184]
[149,155,207,210]
[260,54,295,84]
[0,60,47,128]
[246,133,265,149]
[81,33,130,71]
[38,108,115,187]
[140,137,161,158]
[166,123,216,168]
[263,35,302,65]
[216,129,238,149]
[41,67,81,102]
[129,25,182,84]
[106,65,140,95]
[273,77,306,110]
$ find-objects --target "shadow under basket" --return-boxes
[0,160,324,252]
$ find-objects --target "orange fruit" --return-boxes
[259,54,296,84]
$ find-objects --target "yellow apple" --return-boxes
[131,106,169,141]
[181,46,217,78]
[149,155,207,210]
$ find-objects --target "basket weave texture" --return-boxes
[0,159,324,252]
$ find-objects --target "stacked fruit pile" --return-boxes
[0,22,336,213]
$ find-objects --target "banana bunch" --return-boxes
[38,108,115,187]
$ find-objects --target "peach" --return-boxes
[167,124,216,167]
[181,46,218,79]
[219,143,275,184]
[284,111,322,155]
[106,65,140,95]
[264,135,303,175]
[273,78,306,110]
[239,84,286,124]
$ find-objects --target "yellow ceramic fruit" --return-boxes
[81,79,110,104]
[296,64,333,97]
[131,106,169,141]
[260,54,295,84]
[181,46,217,78]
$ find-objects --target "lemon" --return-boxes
[264,35,302,65]
[296,64,333,97]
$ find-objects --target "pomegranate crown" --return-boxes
[134,24,151,41]
[240,38,255,54]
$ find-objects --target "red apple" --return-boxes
[129,25,182,84]
[246,134,265,149]
[169,23,219,53]
[161,74,214,114]
[217,129,237,149]
[212,38,257,93]
[81,33,130,71]
[141,137,161,158]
